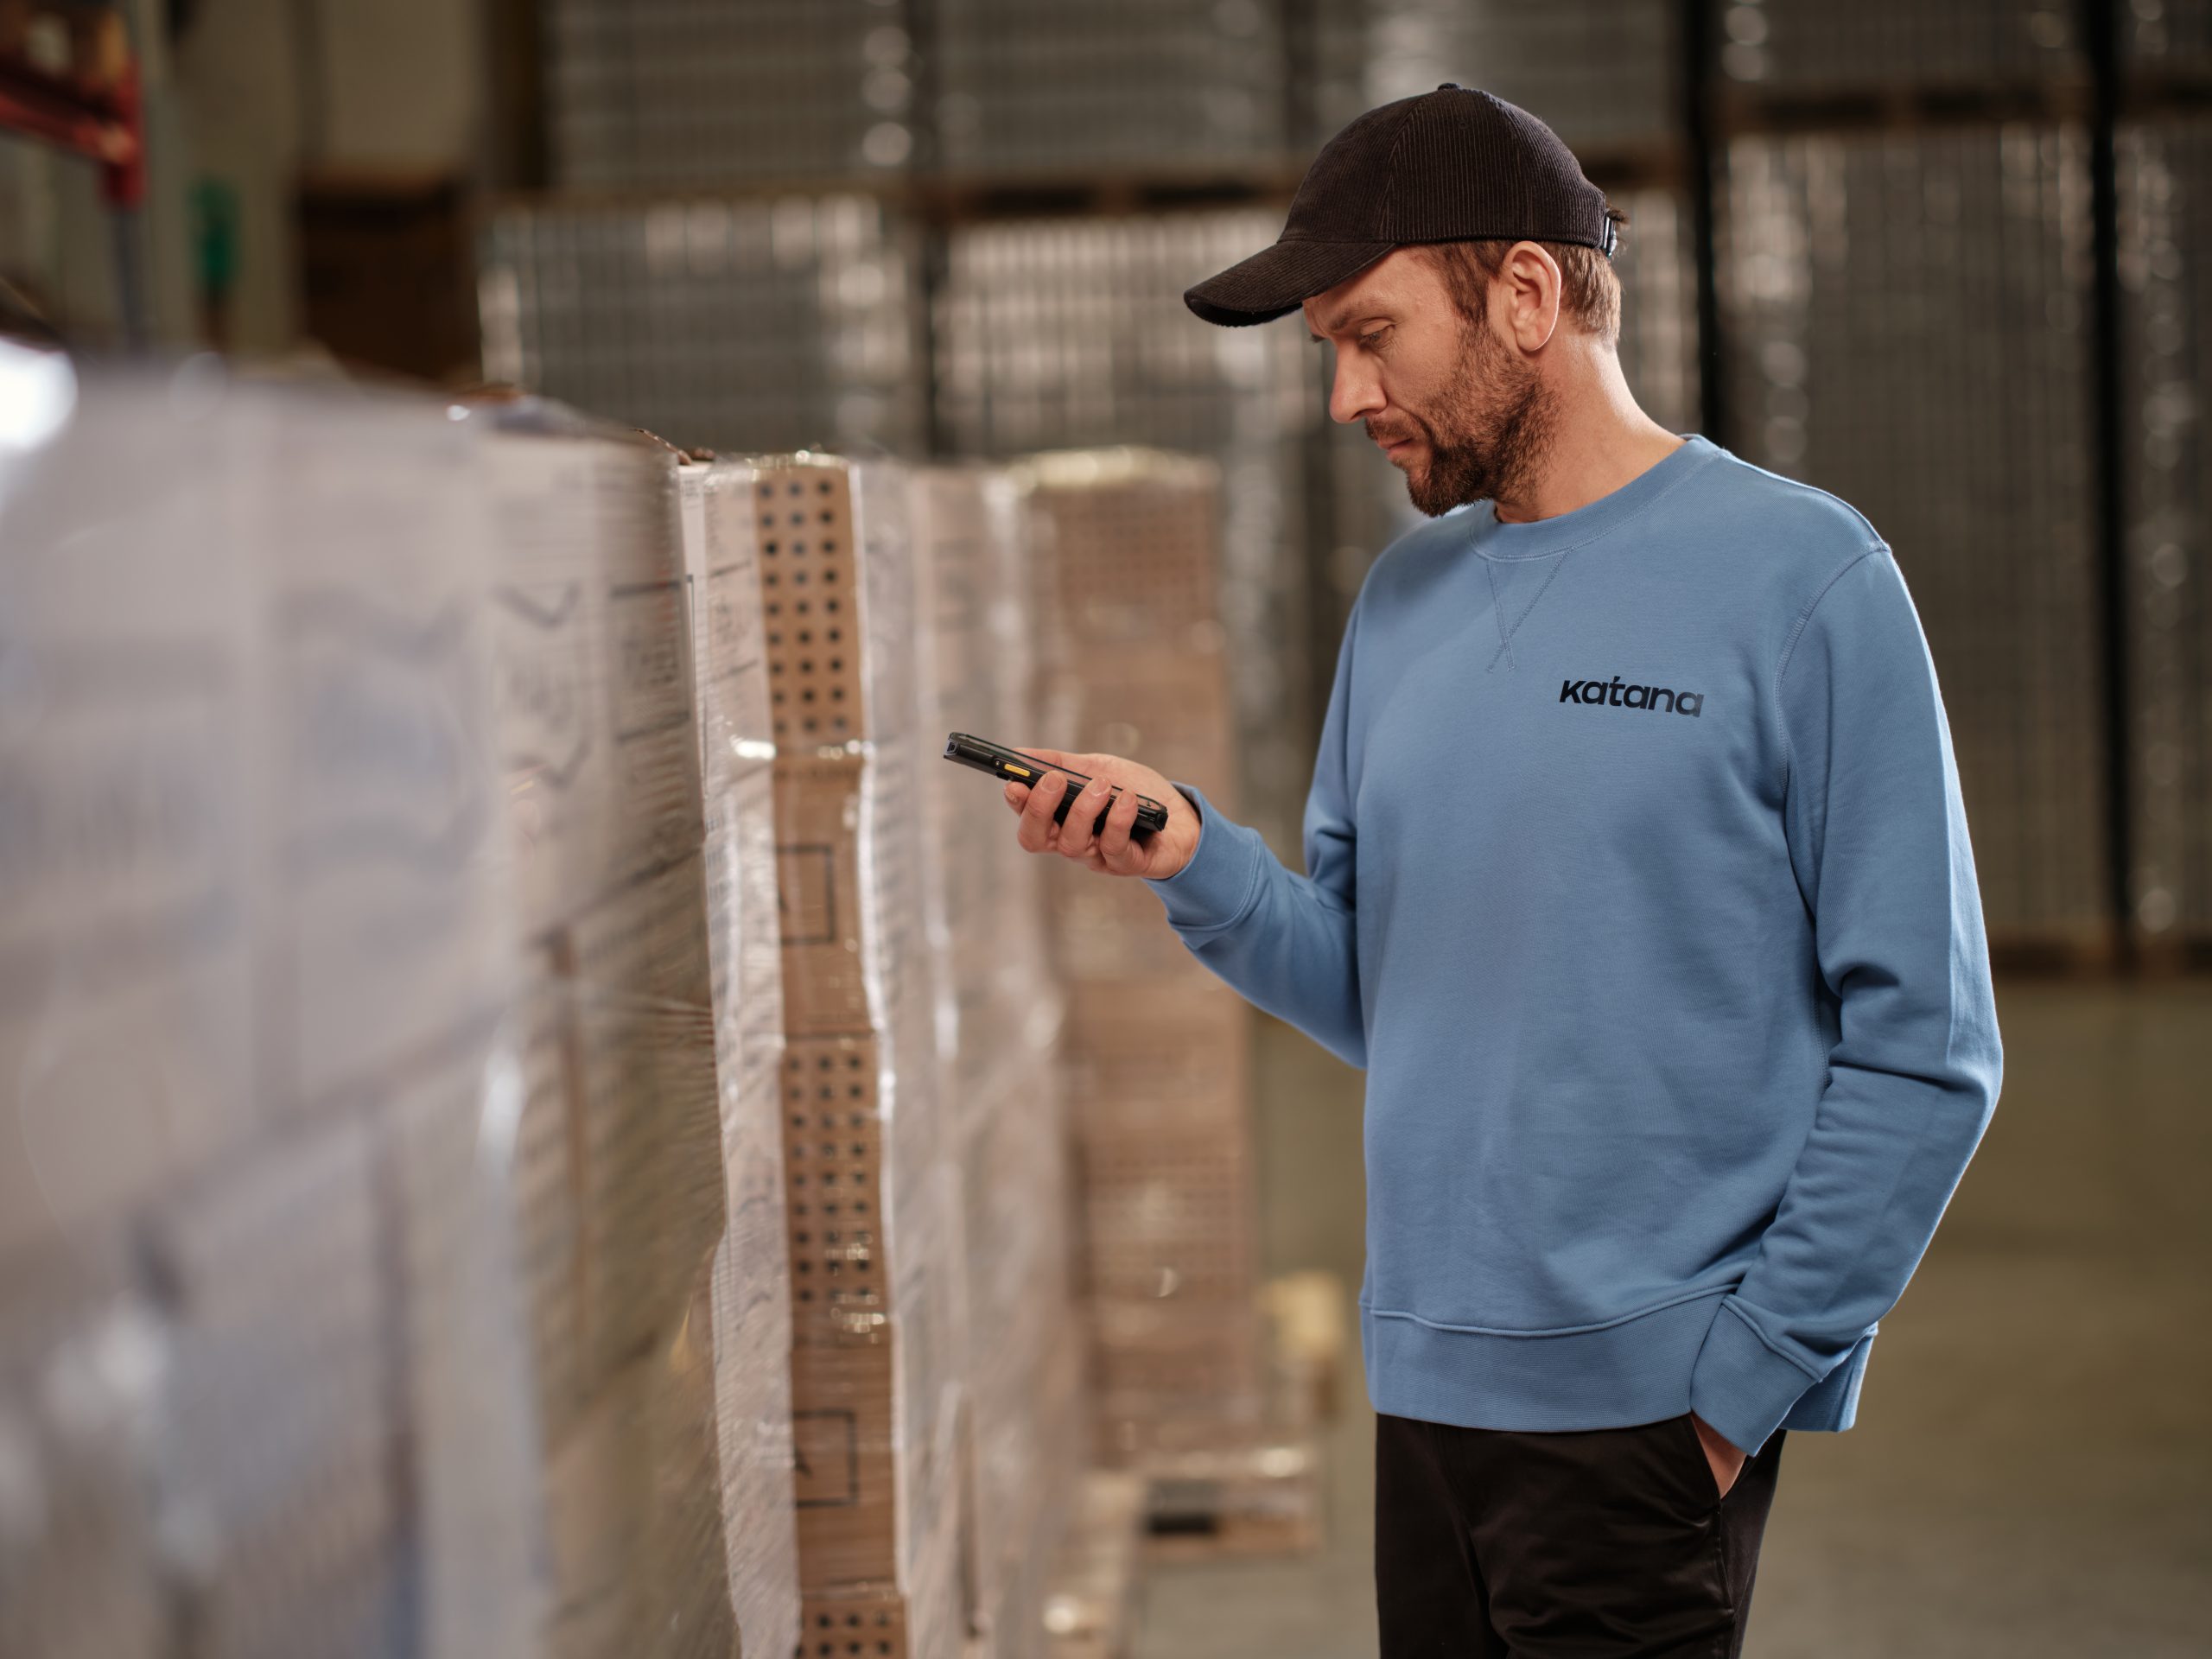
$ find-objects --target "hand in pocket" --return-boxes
[1690,1411,1748,1500]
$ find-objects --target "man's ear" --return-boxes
[1499,243,1562,351]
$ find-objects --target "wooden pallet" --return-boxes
[1112,1272,1341,1565]
[1141,1433,1325,1565]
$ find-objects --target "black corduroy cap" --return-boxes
[1185,85,1618,327]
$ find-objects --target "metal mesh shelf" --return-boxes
[1717,122,2109,940]
[479,194,925,455]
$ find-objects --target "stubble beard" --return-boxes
[1385,312,1560,519]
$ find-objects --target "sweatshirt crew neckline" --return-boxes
[1466,433,1720,561]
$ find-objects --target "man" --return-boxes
[1005,86,2003,1657]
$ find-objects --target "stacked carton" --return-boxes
[752,454,969,1659]
[471,405,745,1659]
[677,456,804,1659]
[0,374,542,1659]
[1013,449,1267,1458]
[908,465,1087,1659]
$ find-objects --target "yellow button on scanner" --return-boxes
[1005,764,1032,779]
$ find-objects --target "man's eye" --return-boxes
[1358,327,1390,350]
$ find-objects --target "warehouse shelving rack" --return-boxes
[489,0,2212,971]
[0,1,144,342]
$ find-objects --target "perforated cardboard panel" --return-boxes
[757,461,869,747]
[783,1036,893,1346]
[798,1587,911,1659]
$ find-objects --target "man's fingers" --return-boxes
[1058,773,1111,861]
[1016,768,1065,853]
[1093,780,1144,871]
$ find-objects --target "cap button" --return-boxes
[1436,82,1461,91]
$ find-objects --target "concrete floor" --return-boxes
[1135,979,2212,1657]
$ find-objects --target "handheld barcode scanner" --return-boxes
[944,733,1170,840]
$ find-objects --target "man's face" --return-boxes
[1303,247,1557,518]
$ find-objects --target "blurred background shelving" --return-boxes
[9,0,2211,955]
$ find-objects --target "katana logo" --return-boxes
[1559,676,1705,717]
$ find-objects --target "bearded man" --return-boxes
[1004,86,2003,1658]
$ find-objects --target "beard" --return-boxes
[1370,310,1559,518]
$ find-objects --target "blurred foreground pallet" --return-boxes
[1042,1471,1148,1659]
[1141,1433,1325,1565]
[1124,1271,1345,1566]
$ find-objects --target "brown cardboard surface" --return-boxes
[798,1586,912,1659]
[753,461,871,747]
[1061,982,1251,1135]
[783,1033,898,1349]
[1076,1129,1258,1306]
[776,753,874,1037]
[791,1338,900,1589]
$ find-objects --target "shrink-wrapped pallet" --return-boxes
[677,454,803,1659]
[747,453,969,1659]
[468,402,741,1659]
[0,366,541,1659]
[1013,448,1266,1456]
[909,464,1087,1659]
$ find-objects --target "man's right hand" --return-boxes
[1004,747,1199,881]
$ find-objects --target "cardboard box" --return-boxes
[1016,448,1224,647]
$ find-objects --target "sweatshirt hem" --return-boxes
[1359,1287,1875,1446]
[1360,1288,1734,1432]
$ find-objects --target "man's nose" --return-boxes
[1329,362,1384,426]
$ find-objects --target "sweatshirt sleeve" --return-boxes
[1688,545,2004,1458]
[1141,598,1366,1069]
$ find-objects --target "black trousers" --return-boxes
[1375,1411,1787,1658]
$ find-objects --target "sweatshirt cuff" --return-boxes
[1687,1300,1821,1459]
[1144,781,1262,932]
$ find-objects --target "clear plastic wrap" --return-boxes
[907,465,1066,1096]
[471,406,740,1659]
[908,465,1087,1659]
[677,457,803,1659]
[0,367,543,1659]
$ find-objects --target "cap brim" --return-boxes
[1183,238,1397,327]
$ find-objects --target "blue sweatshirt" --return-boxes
[1145,434,2003,1458]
